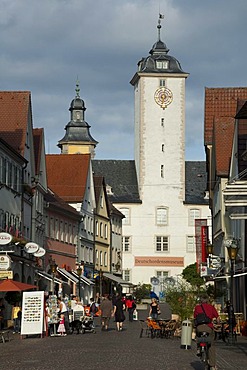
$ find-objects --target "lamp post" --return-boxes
[50,259,57,295]
[99,269,103,298]
[76,266,83,302]
[226,240,239,345]
[206,242,214,256]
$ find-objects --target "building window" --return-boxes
[100,222,103,237]
[123,269,130,282]
[161,165,164,178]
[104,252,107,267]
[156,207,168,226]
[122,236,131,252]
[105,224,108,239]
[161,144,164,152]
[96,250,99,266]
[159,79,166,87]
[187,235,196,252]
[156,271,169,280]
[155,236,169,252]
[189,209,201,226]
[157,61,168,69]
[161,118,164,126]
[100,251,103,266]
[95,221,99,236]
[120,208,130,225]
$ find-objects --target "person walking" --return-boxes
[100,294,113,331]
[125,296,136,322]
[0,298,5,330]
[149,298,160,320]
[194,294,220,370]
[113,295,125,331]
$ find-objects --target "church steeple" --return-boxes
[57,81,98,157]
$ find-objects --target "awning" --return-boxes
[57,268,78,284]
[71,271,94,286]
[36,270,64,285]
[103,272,133,286]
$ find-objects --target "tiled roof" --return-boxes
[33,128,43,175]
[92,160,141,203]
[185,161,208,205]
[0,91,31,156]
[213,117,235,176]
[45,188,81,218]
[93,159,207,205]
[204,87,247,145]
[46,154,90,202]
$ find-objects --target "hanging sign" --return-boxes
[33,247,46,257]
[24,242,39,254]
[0,232,13,245]
[0,255,11,270]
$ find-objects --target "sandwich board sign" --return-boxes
[21,291,45,337]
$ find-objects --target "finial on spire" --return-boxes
[75,77,80,98]
[157,13,164,41]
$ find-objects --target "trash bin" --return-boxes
[180,319,192,349]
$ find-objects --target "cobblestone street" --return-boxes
[1,313,247,370]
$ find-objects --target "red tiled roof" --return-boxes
[213,117,235,176]
[46,154,90,202]
[0,91,31,156]
[204,87,247,145]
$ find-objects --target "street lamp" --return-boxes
[76,266,83,302]
[226,240,239,345]
[99,269,103,298]
[50,259,57,295]
[206,242,214,256]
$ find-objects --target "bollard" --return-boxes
[180,319,192,349]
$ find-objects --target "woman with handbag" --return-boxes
[149,298,160,319]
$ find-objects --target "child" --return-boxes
[57,314,66,336]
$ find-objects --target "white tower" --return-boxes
[125,17,190,284]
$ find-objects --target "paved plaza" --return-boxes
[1,312,247,370]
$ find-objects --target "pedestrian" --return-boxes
[100,294,113,331]
[11,302,21,334]
[113,294,125,331]
[194,294,220,370]
[125,295,136,322]
[57,314,66,336]
[149,298,160,319]
[57,297,70,334]
[89,297,98,317]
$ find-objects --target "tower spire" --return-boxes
[157,13,164,41]
[75,78,80,98]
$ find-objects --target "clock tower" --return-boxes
[130,18,189,200]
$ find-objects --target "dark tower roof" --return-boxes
[132,16,187,78]
[58,81,98,150]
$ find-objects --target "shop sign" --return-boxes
[0,270,13,279]
[0,232,13,245]
[0,255,11,270]
[24,242,39,254]
[33,247,46,257]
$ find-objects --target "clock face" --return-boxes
[154,87,173,109]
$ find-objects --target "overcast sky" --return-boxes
[0,0,246,161]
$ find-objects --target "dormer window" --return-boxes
[156,60,169,69]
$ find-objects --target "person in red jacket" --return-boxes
[194,294,220,370]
